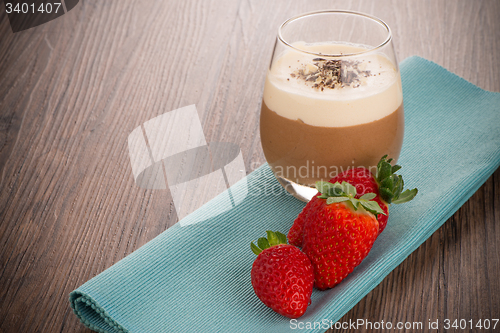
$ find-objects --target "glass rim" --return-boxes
[278,10,392,57]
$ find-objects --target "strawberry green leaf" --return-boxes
[322,182,343,197]
[393,175,403,199]
[380,188,394,203]
[275,231,287,245]
[317,181,341,196]
[392,188,418,204]
[377,154,388,174]
[315,181,331,194]
[257,237,270,250]
[360,193,376,201]
[375,155,418,205]
[251,242,262,255]
[360,200,386,216]
[380,174,394,191]
[348,198,358,210]
[392,164,402,173]
[316,181,345,197]
[328,183,345,196]
[266,231,279,246]
[378,161,392,182]
[343,182,357,197]
[326,196,349,205]
[252,230,289,255]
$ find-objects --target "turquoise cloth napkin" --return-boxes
[70,56,500,333]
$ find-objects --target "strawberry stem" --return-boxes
[375,155,418,204]
[251,231,288,255]
[315,181,386,217]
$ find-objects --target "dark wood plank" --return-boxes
[0,0,498,332]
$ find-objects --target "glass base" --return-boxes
[275,176,319,202]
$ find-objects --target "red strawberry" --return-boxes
[251,231,314,318]
[302,181,385,290]
[288,155,417,246]
[287,169,380,247]
[330,167,389,232]
[288,196,320,247]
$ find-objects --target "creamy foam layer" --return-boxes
[264,42,403,127]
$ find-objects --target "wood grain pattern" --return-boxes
[0,0,498,332]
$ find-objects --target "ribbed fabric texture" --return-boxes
[70,56,500,333]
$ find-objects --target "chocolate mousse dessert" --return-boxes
[260,42,404,187]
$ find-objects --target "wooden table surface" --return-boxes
[1,0,499,332]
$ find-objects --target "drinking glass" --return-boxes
[260,10,404,201]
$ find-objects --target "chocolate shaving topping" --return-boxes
[290,59,371,90]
